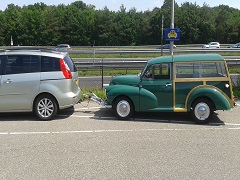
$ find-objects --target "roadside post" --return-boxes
[165,0,180,56]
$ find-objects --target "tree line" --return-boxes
[0,0,240,46]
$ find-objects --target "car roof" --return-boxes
[148,54,225,65]
[209,42,220,44]
[57,44,70,47]
[0,48,68,58]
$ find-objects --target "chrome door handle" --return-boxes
[166,83,172,87]
[4,79,13,84]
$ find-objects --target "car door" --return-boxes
[0,55,40,111]
[139,63,173,111]
[0,55,4,102]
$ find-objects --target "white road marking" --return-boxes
[1,107,240,136]
[58,113,240,127]
[58,114,100,118]
[74,107,101,110]
[1,126,240,136]
[10,131,51,135]
[228,127,240,130]
[60,114,240,126]
[221,123,240,126]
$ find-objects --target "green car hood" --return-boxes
[110,75,140,86]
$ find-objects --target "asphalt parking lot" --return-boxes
[1,99,240,179]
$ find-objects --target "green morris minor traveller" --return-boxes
[105,54,235,124]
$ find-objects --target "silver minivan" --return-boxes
[0,48,81,120]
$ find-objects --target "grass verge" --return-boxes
[81,88,106,99]
[233,87,240,98]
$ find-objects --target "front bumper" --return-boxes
[104,100,112,108]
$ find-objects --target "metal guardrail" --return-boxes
[69,48,240,55]
[74,56,240,70]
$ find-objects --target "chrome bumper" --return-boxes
[104,100,112,108]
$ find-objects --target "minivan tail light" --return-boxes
[60,59,72,79]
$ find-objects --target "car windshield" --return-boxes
[140,63,149,77]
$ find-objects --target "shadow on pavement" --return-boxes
[0,107,75,121]
[92,108,225,126]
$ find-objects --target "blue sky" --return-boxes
[1,0,239,11]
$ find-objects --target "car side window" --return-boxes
[175,62,227,78]
[0,56,4,75]
[143,63,170,80]
[41,56,60,72]
[6,55,39,74]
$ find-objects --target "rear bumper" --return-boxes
[58,91,81,109]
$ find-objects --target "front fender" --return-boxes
[106,85,140,107]
[187,87,232,111]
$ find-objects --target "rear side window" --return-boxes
[0,55,4,75]
[6,55,39,74]
[63,56,77,72]
[41,56,60,72]
[175,62,227,78]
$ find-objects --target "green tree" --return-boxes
[0,0,240,46]
[3,4,22,45]
[16,3,46,45]
[214,5,239,43]
[197,4,216,43]
[0,12,7,45]
[176,2,201,44]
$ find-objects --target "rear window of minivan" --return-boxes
[40,55,77,72]
[64,56,77,72]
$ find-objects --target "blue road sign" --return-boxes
[165,28,180,41]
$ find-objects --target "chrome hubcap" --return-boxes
[37,98,54,118]
[116,100,130,117]
[194,102,210,120]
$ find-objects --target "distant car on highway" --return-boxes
[158,44,176,49]
[202,42,220,48]
[227,42,240,48]
[54,44,72,51]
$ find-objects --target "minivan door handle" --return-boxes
[4,79,13,84]
[166,83,172,87]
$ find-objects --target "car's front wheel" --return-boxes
[34,94,58,120]
[114,97,134,120]
[190,98,213,124]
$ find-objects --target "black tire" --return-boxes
[113,96,134,120]
[190,98,213,124]
[34,94,58,120]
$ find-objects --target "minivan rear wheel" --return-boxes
[34,94,58,120]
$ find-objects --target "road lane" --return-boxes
[1,100,240,180]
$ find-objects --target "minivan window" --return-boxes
[6,55,39,74]
[64,56,77,72]
[41,56,60,72]
[0,55,4,75]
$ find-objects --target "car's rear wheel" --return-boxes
[190,98,213,124]
[114,97,134,120]
[34,94,58,120]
